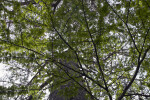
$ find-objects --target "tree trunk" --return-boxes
[48,61,87,100]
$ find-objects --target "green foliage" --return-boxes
[0,0,149,100]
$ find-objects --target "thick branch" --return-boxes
[81,0,112,100]
[118,46,150,100]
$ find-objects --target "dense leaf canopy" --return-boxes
[0,0,150,100]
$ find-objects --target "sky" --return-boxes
[0,63,9,85]
[0,63,7,77]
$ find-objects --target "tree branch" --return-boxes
[118,46,150,100]
[125,93,150,98]
[81,0,112,100]
[105,0,140,53]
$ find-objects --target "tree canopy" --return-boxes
[0,0,150,100]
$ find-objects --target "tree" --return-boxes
[0,0,150,100]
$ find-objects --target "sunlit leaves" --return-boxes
[0,0,150,100]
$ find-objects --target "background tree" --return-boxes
[0,0,150,100]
